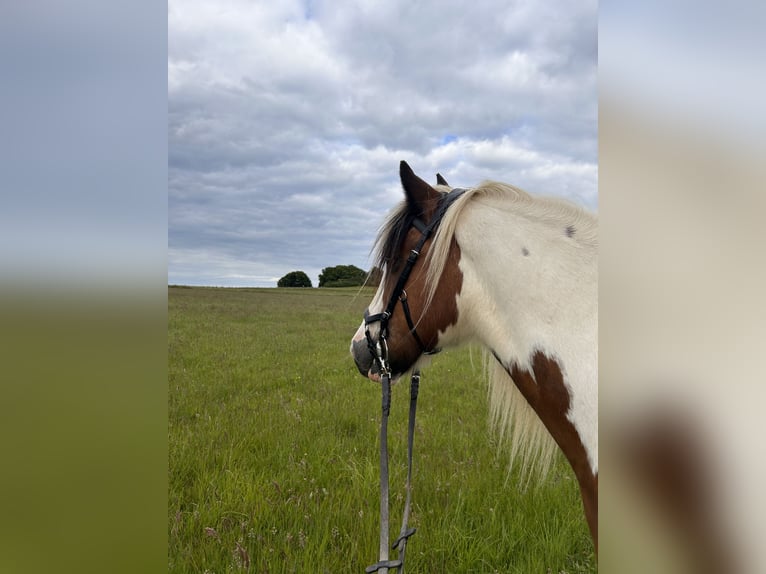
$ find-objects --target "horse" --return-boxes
[350,161,598,550]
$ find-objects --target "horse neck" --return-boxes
[452,199,598,383]
[451,199,599,478]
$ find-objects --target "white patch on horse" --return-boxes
[429,185,598,475]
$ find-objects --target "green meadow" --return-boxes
[168,286,595,573]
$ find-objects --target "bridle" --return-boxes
[363,187,467,369]
[362,188,466,574]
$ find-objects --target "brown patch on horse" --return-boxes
[503,352,598,548]
[383,235,463,375]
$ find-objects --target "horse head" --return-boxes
[350,161,464,381]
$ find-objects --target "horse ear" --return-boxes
[400,161,439,214]
[436,173,449,186]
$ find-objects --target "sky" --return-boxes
[168,0,597,287]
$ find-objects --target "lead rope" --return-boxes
[393,371,419,570]
[366,370,420,574]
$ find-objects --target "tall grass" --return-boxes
[168,286,595,573]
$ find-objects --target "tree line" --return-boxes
[277,265,382,288]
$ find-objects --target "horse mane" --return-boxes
[486,351,560,484]
[425,181,597,308]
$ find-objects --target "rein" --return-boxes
[362,188,465,573]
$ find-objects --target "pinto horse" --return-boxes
[350,161,598,549]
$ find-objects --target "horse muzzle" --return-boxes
[351,337,382,380]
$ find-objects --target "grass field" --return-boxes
[168,286,595,573]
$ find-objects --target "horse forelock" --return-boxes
[372,199,422,274]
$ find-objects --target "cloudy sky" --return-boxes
[169,0,597,287]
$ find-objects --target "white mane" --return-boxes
[425,181,597,309]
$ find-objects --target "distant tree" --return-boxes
[318,264,367,287]
[277,270,312,288]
